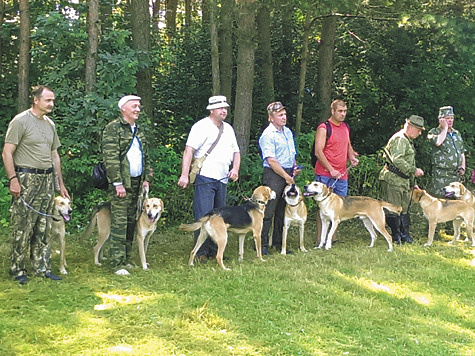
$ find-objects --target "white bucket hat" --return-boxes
[206,95,230,110]
[118,95,141,109]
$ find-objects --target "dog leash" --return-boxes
[329,165,354,190]
[19,197,61,221]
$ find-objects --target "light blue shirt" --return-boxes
[259,124,297,169]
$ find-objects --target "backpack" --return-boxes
[311,120,349,167]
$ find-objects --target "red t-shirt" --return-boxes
[314,120,350,179]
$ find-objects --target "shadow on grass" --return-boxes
[0,210,474,355]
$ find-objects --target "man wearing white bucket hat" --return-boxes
[178,95,240,262]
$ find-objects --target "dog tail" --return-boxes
[179,216,210,232]
[381,202,403,215]
[83,202,110,237]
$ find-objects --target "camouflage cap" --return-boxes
[406,115,425,130]
[267,101,285,115]
[438,106,454,118]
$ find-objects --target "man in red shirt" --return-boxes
[313,99,359,246]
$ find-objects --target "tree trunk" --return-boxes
[233,0,256,156]
[130,0,152,117]
[152,0,161,30]
[100,0,112,31]
[295,12,312,136]
[209,0,220,94]
[317,15,337,121]
[219,0,234,102]
[184,0,191,26]
[0,0,4,82]
[256,0,274,128]
[85,0,99,93]
[17,0,30,112]
[165,0,177,40]
[201,0,209,25]
[277,0,292,104]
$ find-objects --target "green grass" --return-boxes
[0,209,474,356]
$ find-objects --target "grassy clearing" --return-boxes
[0,209,474,356]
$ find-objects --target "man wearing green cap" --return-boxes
[427,106,465,198]
[379,115,425,244]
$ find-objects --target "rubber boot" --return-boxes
[399,214,414,244]
[386,215,402,244]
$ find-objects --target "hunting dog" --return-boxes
[304,181,401,251]
[412,186,475,246]
[87,195,164,270]
[50,196,72,275]
[443,181,475,209]
[282,184,308,255]
[179,185,276,270]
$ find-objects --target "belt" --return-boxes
[131,176,142,180]
[385,164,410,180]
[15,167,54,174]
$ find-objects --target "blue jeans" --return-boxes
[193,175,227,257]
[315,175,348,197]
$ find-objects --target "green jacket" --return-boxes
[427,127,465,171]
[379,129,416,188]
[102,116,152,189]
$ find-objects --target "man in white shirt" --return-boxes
[102,95,153,275]
[178,95,240,261]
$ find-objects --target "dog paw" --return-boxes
[424,242,433,246]
[301,248,308,253]
[60,268,68,275]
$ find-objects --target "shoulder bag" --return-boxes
[189,123,224,184]
[92,128,137,190]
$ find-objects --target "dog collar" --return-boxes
[288,198,303,207]
[315,192,331,202]
[252,199,267,206]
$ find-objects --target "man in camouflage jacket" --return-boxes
[427,106,465,198]
[102,95,153,275]
[379,115,425,244]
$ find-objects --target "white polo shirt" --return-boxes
[186,117,240,183]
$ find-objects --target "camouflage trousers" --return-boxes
[381,181,412,215]
[10,172,55,277]
[429,168,460,198]
[108,178,141,269]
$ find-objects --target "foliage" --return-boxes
[1,1,474,229]
[1,217,474,355]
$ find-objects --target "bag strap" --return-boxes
[204,123,224,157]
[120,126,137,160]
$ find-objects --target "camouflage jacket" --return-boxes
[427,127,465,172]
[102,116,152,189]
[379,129,416,188]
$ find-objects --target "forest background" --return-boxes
[0,0,473,229]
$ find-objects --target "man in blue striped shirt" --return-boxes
[259,101,301,255]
